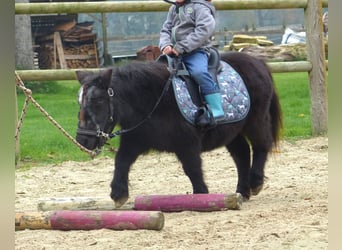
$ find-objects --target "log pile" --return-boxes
[224,34,274,51]
[224,34,328,62]
[240,43,308,62]
[239,42,328,62]
[35,21,99,69]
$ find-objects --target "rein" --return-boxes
[94,57,182,140]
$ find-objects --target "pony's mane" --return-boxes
[110,61,172,120]
[114,61,170,89]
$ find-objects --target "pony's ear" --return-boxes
[75,71,91,85]
[99,68,113,88]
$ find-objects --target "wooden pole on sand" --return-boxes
[134,193,243,212]
[37,193,243,212]
[15,210,164,231]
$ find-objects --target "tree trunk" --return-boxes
[15,0,34,70]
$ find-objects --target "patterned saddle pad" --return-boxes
[172,61,250,125]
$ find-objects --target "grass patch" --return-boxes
[16,80,119,168]
[16,72,316,167]
[273,72,312,139]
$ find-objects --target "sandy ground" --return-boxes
[15,136,328,250]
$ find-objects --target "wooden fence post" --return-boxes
[304,0,328,135]
[101,13,112,66]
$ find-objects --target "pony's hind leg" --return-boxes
[249,145,270,196]
[175,149,209,194]
[226,135,251,200]
[248,119,273,196]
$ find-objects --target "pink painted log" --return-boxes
[134,193,242,212]
[15,210,164,231]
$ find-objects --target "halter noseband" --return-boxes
[77,86,115,140]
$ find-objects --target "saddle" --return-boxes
[157,48,250,127]
[158,47,222,107]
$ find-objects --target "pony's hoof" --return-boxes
[241,195,250,202]
[236,186,250,201]
[251,184,263,196]
[114,196,129,208]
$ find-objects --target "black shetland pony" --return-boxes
[75,52,282,207]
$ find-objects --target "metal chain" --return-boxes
[15,71,97,158]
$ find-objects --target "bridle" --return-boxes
[77,57,181,146]
[77,85,116,141]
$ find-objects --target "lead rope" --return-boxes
[15,71,97,159]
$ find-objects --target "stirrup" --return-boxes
[194,106,217,128]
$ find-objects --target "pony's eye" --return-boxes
[88,97,106,110]
[90,96,105,103]
[94,99,105,105]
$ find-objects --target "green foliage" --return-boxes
[18,81,63,94]
[16,72,316,167]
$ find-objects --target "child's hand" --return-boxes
[172,48,180,56]
[162,46,173,55]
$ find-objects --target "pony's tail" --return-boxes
[269,82,283,149]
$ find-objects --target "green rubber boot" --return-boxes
[204,93,225,120]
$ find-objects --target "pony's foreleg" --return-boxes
[226,135,251,200]
[175,150,209,194]
[110,147,140,208]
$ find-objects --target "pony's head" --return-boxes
[75,68,116,151]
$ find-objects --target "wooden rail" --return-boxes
[15,0,328,14]
[15,60,328,82]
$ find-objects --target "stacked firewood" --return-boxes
[224,33,328,62]
[36,21,99,69]
[63,44,98,68]
[224,34,274,51]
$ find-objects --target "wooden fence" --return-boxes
[15,0,328,135]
